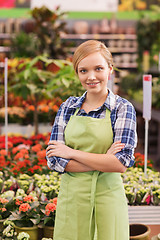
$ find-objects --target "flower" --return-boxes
[0,197,10,220]
[17,232,30,240]
[2,222,17,239]
[40,197,57,227]
[134,153,153,170]
[8,194,40,227]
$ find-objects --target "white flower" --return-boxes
[17,231,30,240]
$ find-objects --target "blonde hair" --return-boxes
[72,40,113,73]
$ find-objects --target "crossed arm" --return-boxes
[46,141,126,173]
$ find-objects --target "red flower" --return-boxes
[0,149,7,156]
[16,199,23,206]
[19,203,31,213]
[37,150,46,159]
[12,147,19,154]
[14,152,24,160]
[23,195,35,203]
[50,197,57,206]
[45,202,56,216]
[146,195,151,205]
[31,144,42,152]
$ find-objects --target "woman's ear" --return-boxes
[110,66,113,74]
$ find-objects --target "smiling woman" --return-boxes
[46,40,137,240]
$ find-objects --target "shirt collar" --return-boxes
[104,89,116,111]
[69,89,116,111]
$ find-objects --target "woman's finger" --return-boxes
[46,145,56,151]
[48,140,58,145]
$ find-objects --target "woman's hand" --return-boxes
[107,141,125,155]
[46,140,74,159]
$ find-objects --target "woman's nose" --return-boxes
[87,71,96,80]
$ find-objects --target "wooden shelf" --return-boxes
[65,46,137,53]
[115,63,137,68]
[0,46,10,52]
[0,33,12,39]
[61,33,137,40]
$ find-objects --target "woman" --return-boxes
[46,40,137,240]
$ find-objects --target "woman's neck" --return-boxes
[86,90,108,107]
[82,90,108,113]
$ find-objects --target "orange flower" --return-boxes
[0,207,7,212]
[37,150,46,159]
[19,149,29,155]
[32,165,42,171]
[0,155,6,167]
[31,144,42,152]
[28,105,35,111]
[16,199,23,206]
[45,202,56,216]
[23,195,35,203]
[40,105,49,113]
[50,197,57,206]
[0,149,7,156]
[14,152,24,160]
[0,198,9,204]
[52,105,59,112]
[12,147,19,154]
[24,154,29,159]
[19,203,31,213]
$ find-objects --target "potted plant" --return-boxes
[8,194,40,240]
[40,197,57,238]
[0,197,11,233]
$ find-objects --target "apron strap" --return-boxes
[74,108,80,116]
[105,108,111,119]
[89,171,99,239]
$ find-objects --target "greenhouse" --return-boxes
[0,0,160,240]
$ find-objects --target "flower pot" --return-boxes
[14,225,39,240]
[130,224,151,240]
[43,226,54,239]
[73,21,89,34]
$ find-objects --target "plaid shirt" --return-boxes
[47,90,137,173]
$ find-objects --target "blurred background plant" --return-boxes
[11,5,68,59]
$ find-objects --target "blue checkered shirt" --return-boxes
[47,90,137,173]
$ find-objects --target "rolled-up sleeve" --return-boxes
[46,102,70,173]
[113,102,137,167]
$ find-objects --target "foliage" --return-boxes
[11,32,40,58]
[120,73,142,96]
[40,197,57,227]
[136,8,160,71]
[29,5,68,59]
[10,6,68,59]
[9,194,40,227]
[46,61,84,101]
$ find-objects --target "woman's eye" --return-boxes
[96,67,103,71]
[80,69,86,73]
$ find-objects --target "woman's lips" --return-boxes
[87,82,100,86]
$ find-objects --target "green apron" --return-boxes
[53,108,129,240]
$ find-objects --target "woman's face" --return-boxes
[77,52,112,96]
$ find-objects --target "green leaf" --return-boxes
[61,78,70,88]
[24,69,31,80]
